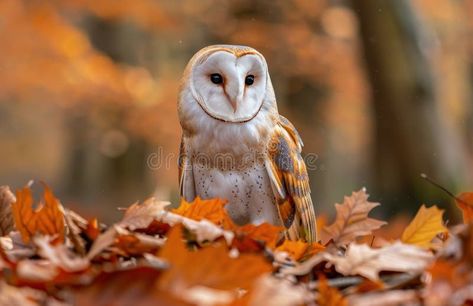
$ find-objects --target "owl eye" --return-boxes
[210,73,223,84]
[245,75,255,85]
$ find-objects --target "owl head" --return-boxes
[179,45,277,124]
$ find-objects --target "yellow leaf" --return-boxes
[401,205,447,248]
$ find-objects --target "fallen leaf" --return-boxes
[172,197,236,230]
[114,226,165,256]
[316,275,347,306]
[325,242,433,281]
[322,188,386,246]
[120,198,170,230]
[73,267,192,306]
[455,192,473,224]
[232,223,283,252]
[11,183,65,243]
[231,275,312,306]
[275,239,325,261]
[0,186,15,236]
[158,225,272,294]
[401,205,447,248]
[34,236,89,272]
[348,289,420,306]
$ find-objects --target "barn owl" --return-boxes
[178,45,317,242]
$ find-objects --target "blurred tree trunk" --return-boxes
[352,0,471,215]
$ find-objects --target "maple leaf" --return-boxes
[322,188,386,246]
[172,197,236,230]
[11,183,65,243]
[316,275,347,306]
[325,241,433,281]
[401,205,447,248]
[0,186,15,236]
[455,192,473,224]
[158,225,272,294]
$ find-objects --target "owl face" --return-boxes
[189,46,268,123]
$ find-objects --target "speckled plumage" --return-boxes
[178,45,317,242]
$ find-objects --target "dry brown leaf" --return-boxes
[401,205,447,248]
[34,236,89,273]
[172,197,236,230]
[325,241,433,281]
[322,188,386,246]
[114,226,165,255]
[120,198,170,230]
[316,275,347,306]
[158,225,272,293]
[0,186,15,236]
[348,290,420,306]
[231,275,312,306]
[11,183,65,243]
[456,192,473,224]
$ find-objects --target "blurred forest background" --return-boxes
[0,0,472,223]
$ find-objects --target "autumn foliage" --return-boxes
[0,183,472,306]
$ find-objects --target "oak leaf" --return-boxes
[172,197,236,230]
[455,192,473,224]
[11,183,65,243]
[316,275,347,306]
[325,241,433,281]
[158,225,272,293]
[0,186,15,236]
[322,189,386,245]
[120,198,170,230]
[401,205,447,248]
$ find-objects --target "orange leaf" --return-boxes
[11,183,65,243]
[233,223,283,252]
[172,197,236,230]
[158,225,272,292]
[456,192,473,224]
[276,239,325,261]
[317,275,347,306]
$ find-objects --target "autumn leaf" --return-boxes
[11,183,65,243]
[158,225,272,293]
[325,241,433,281]
[401,205,447,248]
[0,186,15,236]
[172,197,236,230]
[276,239,325,261]
[120,198,170,230]
[316,275,347,306]
[232,223,283,252]
[322,189,386,246]
[455,192,473,224]
[73,267,193,306]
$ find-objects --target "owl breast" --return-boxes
[192,160,281,226]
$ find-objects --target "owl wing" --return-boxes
[178,136,196,201]
[265,115,317,242]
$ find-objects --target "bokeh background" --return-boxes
[1,0,472,223]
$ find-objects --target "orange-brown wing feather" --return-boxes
[178,136,196,201]
[266,116,317,242]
